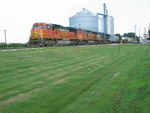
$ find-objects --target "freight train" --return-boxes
[29,23,111,46]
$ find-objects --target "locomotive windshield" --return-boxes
[33,25,46,29]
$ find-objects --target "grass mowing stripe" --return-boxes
[0,45,111,107]
[0,53,102,89]
[0,44,149,113]
[0,54,104,93]
[28,54,127,113]
[0,45,120,99]
[40,55,128,113]
[0,54,111,101]
[0,55,79,79]
[60,50,145,113]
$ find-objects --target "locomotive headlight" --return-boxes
[31,28,46,37]
[40,32,46,35]
[32,31,39,35]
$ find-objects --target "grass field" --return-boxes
[0,44,150,113]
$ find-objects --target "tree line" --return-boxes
[116,31,150,40]
[0,43,28,49]
[115,32,141,42]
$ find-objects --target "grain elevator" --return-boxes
[69,3,114,37]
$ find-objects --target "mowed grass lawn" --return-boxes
[0,44,149,113]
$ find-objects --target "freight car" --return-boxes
[29,23,110,46]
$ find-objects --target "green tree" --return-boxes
[115,33,122,38]
[115,33,122,42]
[123,33,128,37]
[123,32,136,38]
[128,32,136,38]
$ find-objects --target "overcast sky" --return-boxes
[0,0,150,43]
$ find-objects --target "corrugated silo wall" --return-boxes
[107,16,114,36]
[99,17,104,33]
[69,16,99,32]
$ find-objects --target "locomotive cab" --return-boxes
[31,23,47,39]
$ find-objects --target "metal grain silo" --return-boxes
[107,16,114,36]
[69,8,99,32]
[100,16,114,35]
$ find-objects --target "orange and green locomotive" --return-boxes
[29,22,110,46]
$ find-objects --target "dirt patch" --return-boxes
[110,72,120,81]
[29,67,38,72]
[0,86,48,107]
[47,71,68,80]
[52,76,69,85]
[0,91,17,98]
[0,93,28,107]
[112,90,124,113]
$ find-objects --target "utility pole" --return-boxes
[138,28,141,43]
[144,27,146,39]
[148,23,150,38]
[139,28,140,37]
[139,28,141,41]
[134,25,137,40]
[4,29,7,44]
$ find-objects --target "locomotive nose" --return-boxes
[31,28,39,37]
[32,28,40,34]
[31,28,45,37]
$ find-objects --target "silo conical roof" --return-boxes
[71,8,97,18]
